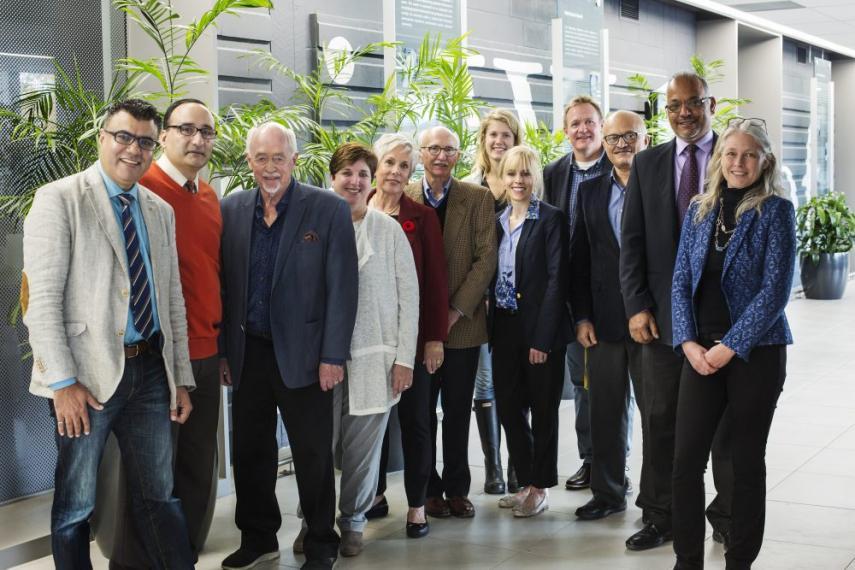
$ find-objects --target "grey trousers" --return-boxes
[566,341,592,464]
[332,380,390,533]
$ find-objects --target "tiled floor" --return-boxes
[9,283,855,569]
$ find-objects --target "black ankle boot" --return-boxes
[507,462,521,493]
[474,399,506,494]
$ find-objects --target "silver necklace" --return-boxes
[714,198,736,252]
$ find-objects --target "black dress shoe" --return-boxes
[565,464,591,490]
[575,497,627,520]
[365,496,389,520]
[301,557,336,570]
[406,520,430,538]
[625,523,673,551]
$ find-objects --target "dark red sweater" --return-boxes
[140,163,222,360]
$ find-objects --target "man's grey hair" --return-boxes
[418,125,461,149]
[245,121,298,156]
[373,133,418,170]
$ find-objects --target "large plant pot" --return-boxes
[800,252,850,300]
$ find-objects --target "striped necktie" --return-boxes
[116,193,154,339]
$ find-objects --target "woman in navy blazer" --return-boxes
[670,119,796,570]
[488,146,569,518]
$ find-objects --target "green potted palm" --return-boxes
[796,192,855,299]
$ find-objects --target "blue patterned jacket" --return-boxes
[671,195,796,360]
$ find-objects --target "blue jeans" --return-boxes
[474,343,495,400]
[51,352,193,569]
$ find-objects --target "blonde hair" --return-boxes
[473,109,522,177]
[693,121,783,223]
[562,95,603,128]
[497,146,544,201]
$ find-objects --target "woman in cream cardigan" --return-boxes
[298,142,419,558]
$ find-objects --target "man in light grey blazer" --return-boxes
[22,99,195,569]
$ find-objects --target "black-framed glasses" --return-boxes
[165,124,217,140]
[664,96,711,114]
[727,117,767,133]
[102,129,159,151]
[421,145,459,157]
[603,131,640,146]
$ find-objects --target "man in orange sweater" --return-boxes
[140,98,223,557]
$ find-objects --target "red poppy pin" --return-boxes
[402,220,416,233]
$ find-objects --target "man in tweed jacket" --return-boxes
[405,125,497,519]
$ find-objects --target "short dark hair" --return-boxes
[670,72,710,95]
[329,142,378,178]
[163,98,209,127]
[104,98,162,132]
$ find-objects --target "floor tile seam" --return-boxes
[761,537,855,554]
[765,444,827,492]
[766,498,855,512]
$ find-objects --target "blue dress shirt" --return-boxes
[608,175,626,245]
[246,181,294,337]
[422,176,452,208]
[495,197,541,310]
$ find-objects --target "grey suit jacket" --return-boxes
[22,163,194,407]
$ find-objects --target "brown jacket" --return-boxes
[405,178,497,348]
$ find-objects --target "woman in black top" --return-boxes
[671,119,796,569]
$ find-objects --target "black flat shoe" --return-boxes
[365,496,389,520]
[575,497,627,520]
[565,464,591,490]
[406,520,430,538]
[625,523,673,551]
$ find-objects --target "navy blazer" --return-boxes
[219,182,359,389]
[620,135,718,346]
[569,173,629,342]
[671,195,796,360]
[489,200,570,351]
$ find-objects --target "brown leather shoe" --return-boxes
[447,496,476,518]
[425,496,451,518]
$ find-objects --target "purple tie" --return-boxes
[677,144,699,224]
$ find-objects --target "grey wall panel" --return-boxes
[215,0,698,132]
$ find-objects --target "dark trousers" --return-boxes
[492,311,565,489]
[174,355,221,554]
[673,345,786,569]
[233,335,339,562]
[51,352,193,570]
[375,362,433,507]
[426,346,480,498]
[641,342,733,531]
[588,338,644,506]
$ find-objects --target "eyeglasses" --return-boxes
[421,145,459,158]
[603,131,640,146]
[727,117,767,133]
[664,97,711,114]
[102,129,159,151]
[165,124,217,140]
[251,154,291,166]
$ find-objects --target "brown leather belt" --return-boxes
[124,338,154,359]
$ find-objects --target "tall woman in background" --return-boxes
[463,109,523,494]
[671,119,795,569]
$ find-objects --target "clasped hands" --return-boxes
[682,340,735,375]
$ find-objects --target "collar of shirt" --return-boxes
[255,178,295,221]
[422,176,452,207]
[97,161,140,201]
[156,155,200,189]
[499,195,541,227]
[611,172,626,192]
[675,129,714,159]
[572,151,606,173]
